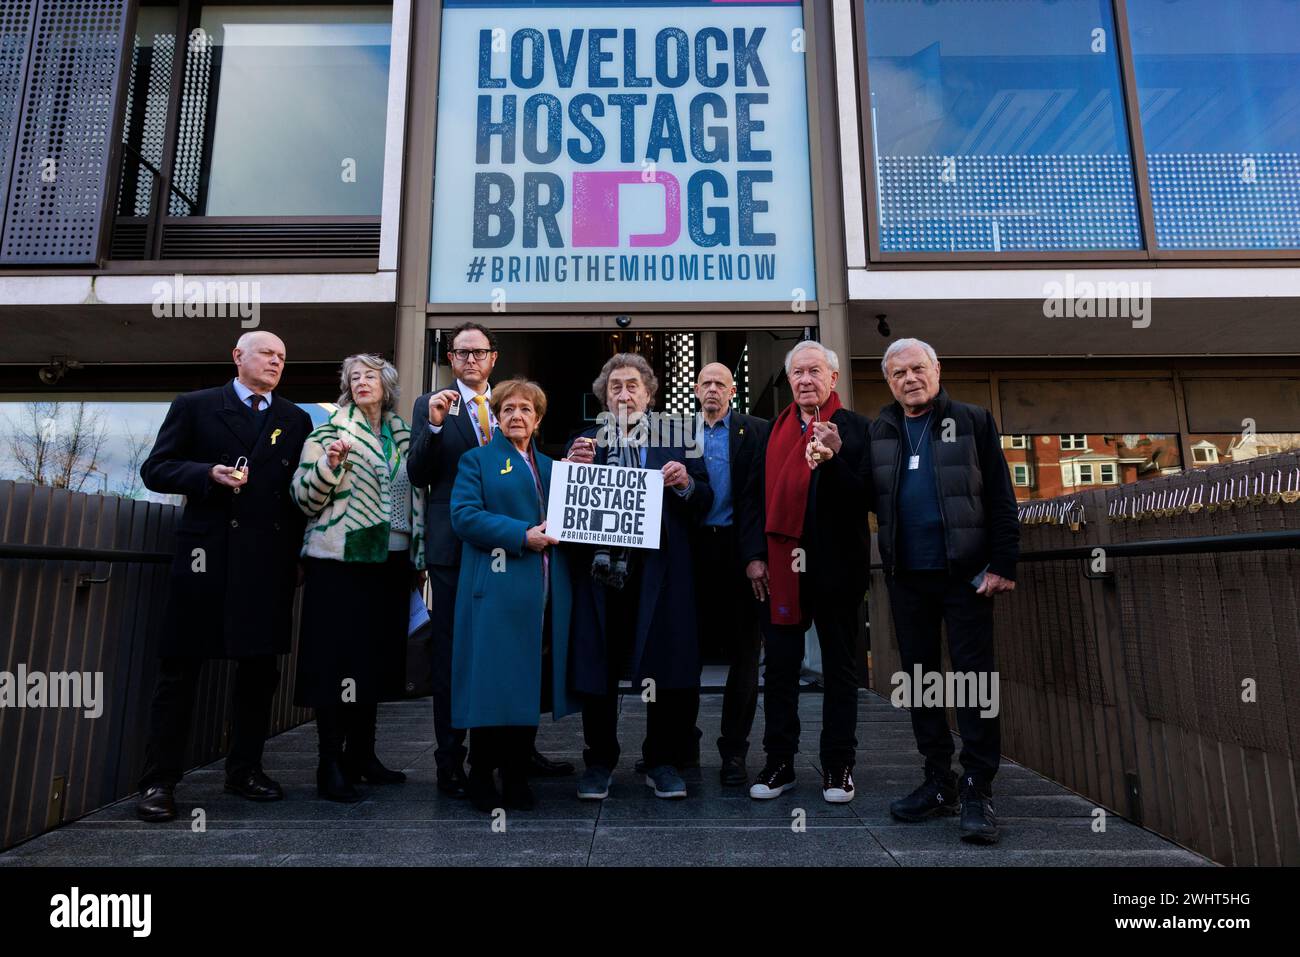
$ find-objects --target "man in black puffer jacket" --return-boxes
[869,338,1019,845]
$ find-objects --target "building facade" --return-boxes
[0,0,1296,494]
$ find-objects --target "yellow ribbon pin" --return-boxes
[500,458,513,475]
[270,428,282,446]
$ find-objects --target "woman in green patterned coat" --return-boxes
[292,354,425,802]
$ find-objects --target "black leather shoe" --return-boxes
[501,774,536,811]
[317,757,361,803]
[527,750,574,777]
[224,768,285,802]
[719,755,748,786]
[959,777,999,844]
[136,785,176,822]
[890,769,959,822]
[437,766,469,798]
[344,755,407,785]
[467,768,502,813]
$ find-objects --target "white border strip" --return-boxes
[833,0,866,269]
[378,0,412,272]
[849,267,1300,301]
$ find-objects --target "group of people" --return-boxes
[132,322,1018,846]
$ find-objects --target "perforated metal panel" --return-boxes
[118,24,173,217]
[0,1,37,231]
[0,0,130,264]
[170,26,211,215]
[662,332,697,417]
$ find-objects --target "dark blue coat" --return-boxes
[563,427,713,694]
[450,431,578,727]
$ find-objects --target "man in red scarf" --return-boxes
[748,341,872,804]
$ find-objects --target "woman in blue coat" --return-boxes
[450,379,577,812]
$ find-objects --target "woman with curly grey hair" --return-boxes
[291,353,426,802]
[563,352,713,802]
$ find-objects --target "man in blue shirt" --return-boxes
[684,363,770,785]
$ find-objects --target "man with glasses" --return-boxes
[408,323,573,798]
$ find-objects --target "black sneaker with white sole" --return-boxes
[748,760,797,799]
[822,766,855,804]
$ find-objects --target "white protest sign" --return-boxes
[546,460,664,550]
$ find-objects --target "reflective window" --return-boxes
[863,0,1142,253]
[0,399,335,503]
[1185,433,1300,468]
[1004,433,1181,500]
[172,5,392,216]
[1126,0,1300,250]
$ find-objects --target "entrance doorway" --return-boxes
[480,328,804,457]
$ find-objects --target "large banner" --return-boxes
[430,0,816,304]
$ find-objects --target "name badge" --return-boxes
[908,455,920,471]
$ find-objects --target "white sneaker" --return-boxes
[749,760,797,799]
[822,766,855,804]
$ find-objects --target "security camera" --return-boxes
[615,314,632,328]
[38,356,81,386]
[876,314,891,338]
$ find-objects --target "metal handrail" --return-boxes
[0,542,170,563]
[869,530,1300,572]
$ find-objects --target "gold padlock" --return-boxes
[1266,470,1282,505]
[231,455,249,482]
[1187,484,1205,514]
[1249,474,1266,507]
[1282,468,1300,505]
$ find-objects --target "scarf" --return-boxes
[764,390,842,625]
[591,417,649,590]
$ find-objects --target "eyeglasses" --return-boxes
[449,349,493,362]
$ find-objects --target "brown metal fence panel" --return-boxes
[0,481,311,851]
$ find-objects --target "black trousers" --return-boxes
[469,726,534,778]
[428,563,469,775]
[138,654,279,790]
[580,574,695,770]
[761,587,862,769]
[684,525,763,761]
[314,700,384,763]
[886,570,1000,788]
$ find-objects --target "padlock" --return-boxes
[231,455,249,482]
[1282,468,1300,505]
[1249,473,1265,507]
[1265,470,1282,506]
[1187,484,1204,514]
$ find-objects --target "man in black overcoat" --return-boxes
[135,330,311,822]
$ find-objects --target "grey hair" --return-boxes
[881,338,939,377]
[337,353,399,411]
[783,340,840,376]
[592,352,659,410]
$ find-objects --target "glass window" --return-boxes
[1010,433,1182,501]
[1187,433,1300,468]
[0,398,335,502]
[173,5,392,216]
[1126,0,1300,250]
[862,0,1142,254]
